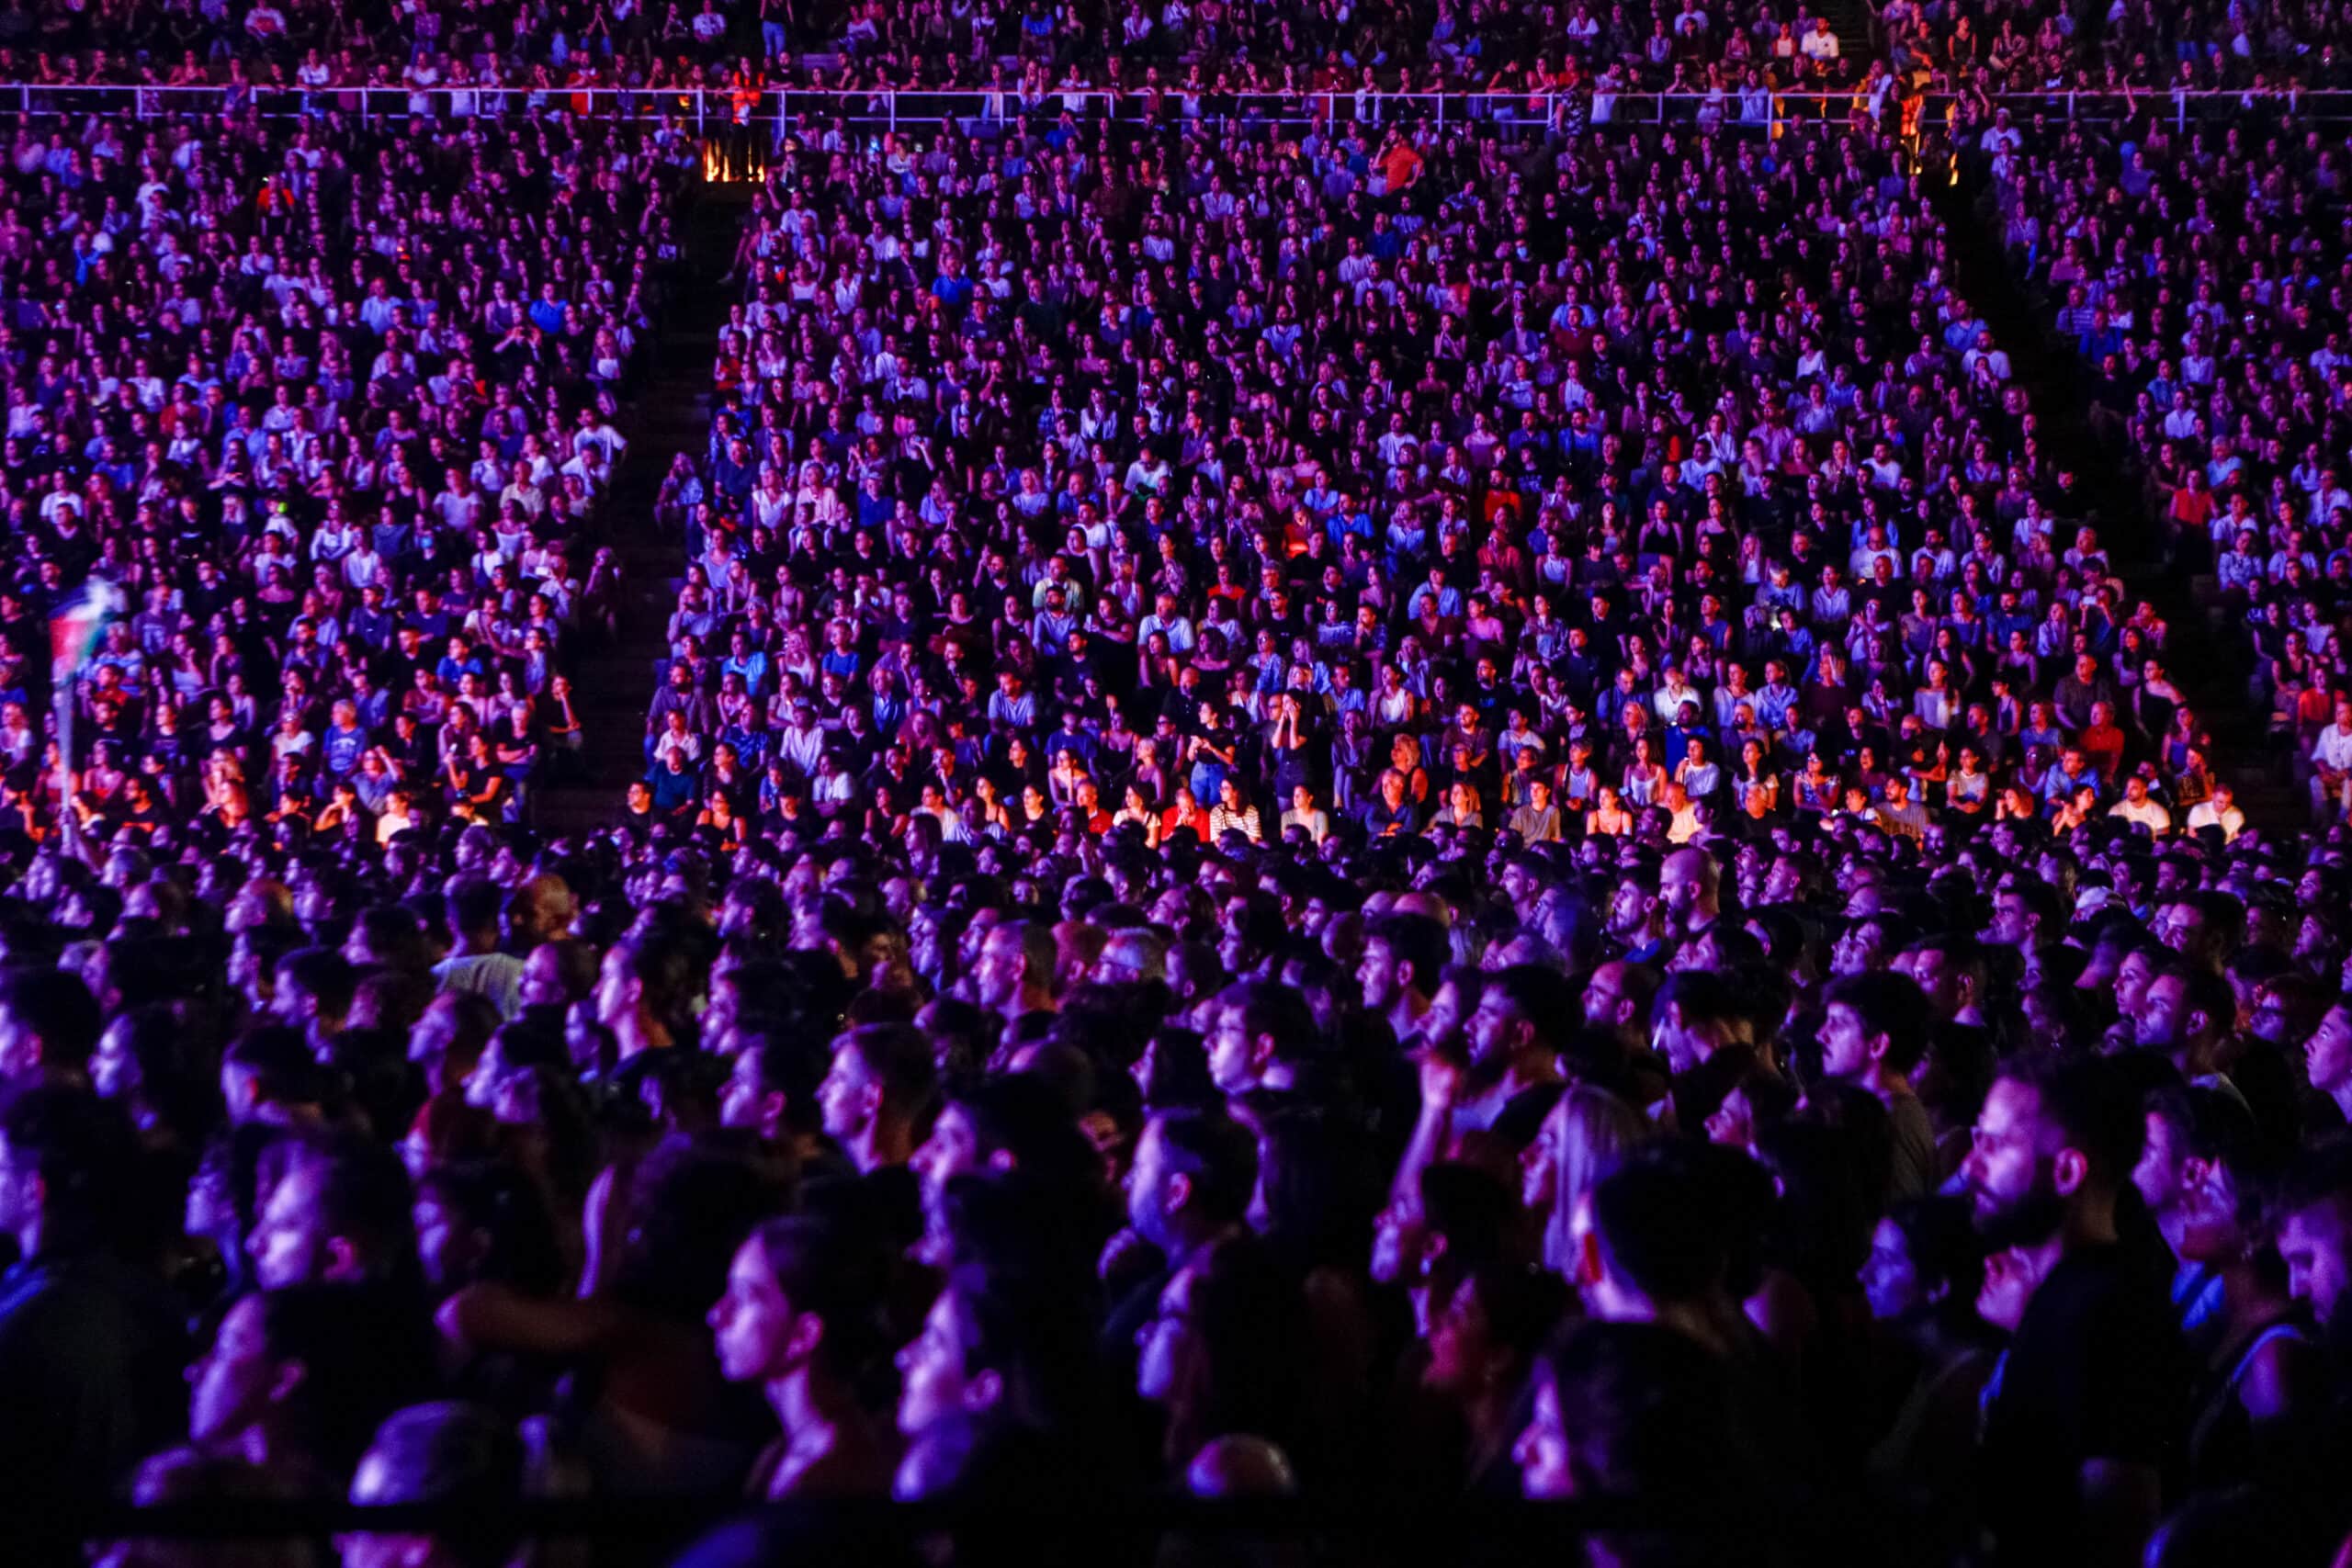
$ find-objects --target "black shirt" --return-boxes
[0,1249,191,1562]
[1980,1241,2186,1566]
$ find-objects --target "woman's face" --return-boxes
[187,1293,278,1445]
[86,994,154,1094]
[1135,1265,1199,1404]
[709,1237,796,1384]
[1424,978,1471,1048]
[2170,1158,2249,1268]
[1423,1273,1498,1396]
[1977,1245,2041,1333]
[896,1289,974,1436]
[1521,1109,1564,1214]
[1860,1217,1925,1321]
[2304,1005,2352,1095]
[1512,1372,1573,1499]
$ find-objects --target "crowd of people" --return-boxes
[0,105,694,851]
[653,94,2267,856]
[1985,96,2352,825]
[4,0,2352,112]
[7,2,2352,1568]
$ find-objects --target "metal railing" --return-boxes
[43,1491,1838,1562]
[6,81,2352,132]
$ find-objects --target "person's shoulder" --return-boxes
[436,950,523,981]
[0,1253,179,1348]
[2032,1242,2173,1336]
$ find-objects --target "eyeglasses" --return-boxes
[1969,1123,2029,1156]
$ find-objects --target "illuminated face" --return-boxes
[2307,1007,2352,1097]
[1959,1078,2051,1235]
[2278,1204,2352,1331]
[1512,1373,1573,1499]
[708,1238,797,1384]
[246,1160,338,1290]
[1860,1217,1924,1323]
[187,1293,279,1444]
[1817,1002,1874,1081]
[895,1289,976,1437]
[1135,1266,1199,1404]
[816,1043,876,1140]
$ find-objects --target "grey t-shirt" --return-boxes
[1885,1089,1939,1203]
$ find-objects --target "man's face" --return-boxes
[188,1292,280,1443]
[1357,938,1400,1012]
[1909,950,1962,1017]
[1466,990,1523,1075]
[519,944,571,1012]
[1987,893,2032,948]
[593,947,636,1028]
[1658,853,1705,921]
[1608,882,1652,939]
[1206,1004,1259,1095]
[1817,1002,1874,1081]
[973,928,1024,1011]
[1584,962,1632,1032]
[1125,1118,1176,1243]
[2156,902,2206,957]
[247,1161,337,1289]
[1960,1078,2060,1241]
[1216,903,1254,977]
[2277,1203,2352,1330]
[1650,1002,1719,1077]
[2134,974,2195,1055]
[2307,1006,2352,1095]
[816,1043,875,1140]
[1830,921,1884,978]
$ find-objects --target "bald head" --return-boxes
[1659,848,1719,933]
[505,874,578,949]
[1391,890,1453,927]
[1095,927,1169,985]
[227,879,295,933]
[1186,1436,1298,1498]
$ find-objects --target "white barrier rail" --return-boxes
[1,82,2349,132]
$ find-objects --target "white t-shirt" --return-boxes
[2109,797,2173,835]
[2185,801,2245,842]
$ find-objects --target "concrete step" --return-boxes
[545,172,743,825]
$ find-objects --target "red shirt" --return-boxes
[1159,805,1211,842]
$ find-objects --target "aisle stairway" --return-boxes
[1933,164,2301,827]
[531,181,754,837]
[1817,0,1879,57]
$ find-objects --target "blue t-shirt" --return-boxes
[322,724,369,776]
